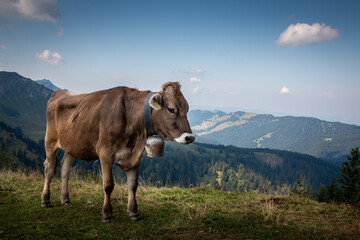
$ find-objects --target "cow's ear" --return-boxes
[149,93,162,110]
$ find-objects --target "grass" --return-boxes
[1,170,359,239]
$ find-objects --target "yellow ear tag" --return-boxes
[155,101,161,109]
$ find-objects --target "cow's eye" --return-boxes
[168,108,175,114]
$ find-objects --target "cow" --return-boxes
[41,82,195,223]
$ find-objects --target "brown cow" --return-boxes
[41,82,195,223]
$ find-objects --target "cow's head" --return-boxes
[149,82,195,144]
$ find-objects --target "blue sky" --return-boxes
[1,0,360,125]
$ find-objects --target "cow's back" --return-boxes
[45,87,145,161]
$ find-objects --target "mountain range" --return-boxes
[188,110,360,164]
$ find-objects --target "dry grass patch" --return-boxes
[259,196,286,221]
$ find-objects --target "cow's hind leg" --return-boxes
[126,166,140,221]
[100,157,114,223]
[60,152,74,205]
[41,148,59,208]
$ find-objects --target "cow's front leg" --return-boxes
[126,166,140,221]
[41,148,58,208]
[100,158,114,223]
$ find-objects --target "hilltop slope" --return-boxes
[188,110,360,164]
[1,171,359,240]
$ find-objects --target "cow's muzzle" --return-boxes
[175,133,195,144]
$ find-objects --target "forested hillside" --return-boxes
[0,121,44,171]
[0,71,52,140]
[138,142,339,192]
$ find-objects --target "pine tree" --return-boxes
[338,147,360,206]
[291,176,311,197]
[317,178,342,203]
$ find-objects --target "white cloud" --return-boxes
[57,27,64,36]
[0,62,3,71]
[322,90,335,97]
[35,50,63,66]
[276,23,339,47]
[173,67,206,75]
[192,85,199,94]
[0,0,60,23]
[189,67,205,74]
[190,77,201,82]
[1,44,8,50]
[280,86,290,94]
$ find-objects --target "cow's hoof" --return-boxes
[102,217,114,224]
[62,201,72,206]
[41,202,52,208]
[129,215,140,222]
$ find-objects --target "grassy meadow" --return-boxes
[0,170,359,239]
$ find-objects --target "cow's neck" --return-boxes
[143,92,157,137]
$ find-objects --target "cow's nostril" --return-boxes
[185,135,195,143]
[175,133,195,144]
